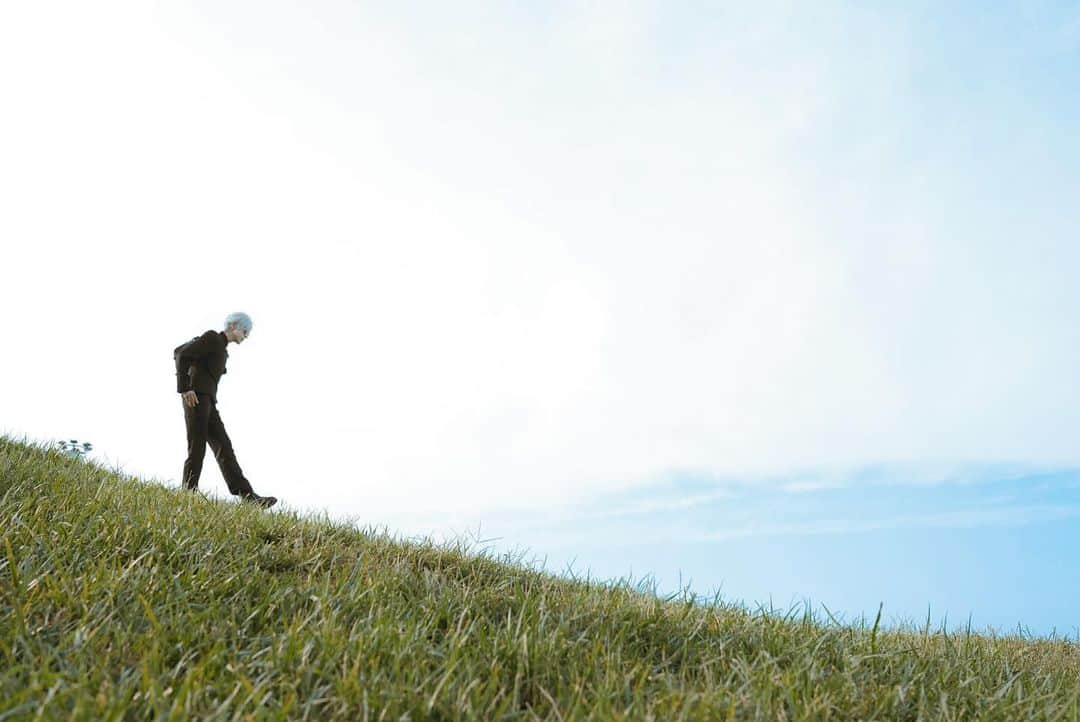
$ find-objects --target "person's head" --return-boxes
[224,311,253,344]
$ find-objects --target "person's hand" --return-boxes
[182,391,199,408]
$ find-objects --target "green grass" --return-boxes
[2,433,1080,721]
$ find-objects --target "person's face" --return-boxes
[228,325,250,344]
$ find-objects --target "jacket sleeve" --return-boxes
[176,331,218,393]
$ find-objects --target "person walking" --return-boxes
[175,312,278,508]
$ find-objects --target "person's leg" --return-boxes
[206,399,256,496]
[182,393,212,490]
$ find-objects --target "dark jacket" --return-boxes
[174,330,229,401]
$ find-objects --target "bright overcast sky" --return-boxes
[3,1,1080,536]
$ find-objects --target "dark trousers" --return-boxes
[182,393,254,495]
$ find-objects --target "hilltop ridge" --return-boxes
[2,433,1078,721]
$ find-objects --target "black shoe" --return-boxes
[241,492,278,509]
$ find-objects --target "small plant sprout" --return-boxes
[56,439,93,459]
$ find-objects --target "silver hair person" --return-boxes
[224,312,253,332]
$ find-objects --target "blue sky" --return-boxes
[2,1,1079,637]
[435,462,1080,638]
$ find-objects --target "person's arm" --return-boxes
[175,331,218,394]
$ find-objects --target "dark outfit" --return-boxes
[175,330,255,495]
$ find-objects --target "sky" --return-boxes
[2,1,1080,637]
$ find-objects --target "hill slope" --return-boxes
[2,434,1079,721]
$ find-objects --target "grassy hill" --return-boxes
[2,433,1079,721]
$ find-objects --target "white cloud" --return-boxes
[2,1,1078,526]
[692,504,1080,543]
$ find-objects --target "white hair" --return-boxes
[224,311,253,333]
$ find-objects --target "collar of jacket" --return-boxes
[219,331,228,346]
